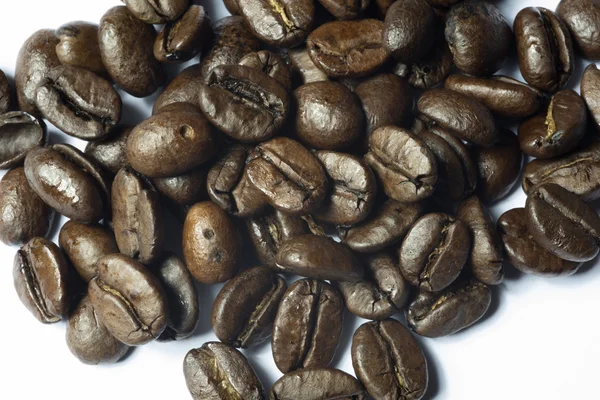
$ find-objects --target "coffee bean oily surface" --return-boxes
[0,69,12,114]
[270,367,367,400]
[55,22,108,79]
[557,0,600,60]
[581,63,600,131]
[123,0,188,24]
[239,50,293,90]
[84,125,132,175]
[0,112,46,169]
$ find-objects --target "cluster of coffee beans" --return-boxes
[2,0,600,398]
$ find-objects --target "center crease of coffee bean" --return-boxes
[267,0,297,32]
[97,280,152,335]
[199,347,244,400]
[235,280,283,347]
[215,78,283,118]
[17,252,56,321]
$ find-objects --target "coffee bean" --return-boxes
[153,64,204,115]
[0,69,13,114]
[152,167,208,218]
[269,368,367,400]
[557,0,600,60]
[581,63,600,131]
[224,0,240,15]
[123,0,188,24]
[287,47,329,84]
[393,36,454,90]
[84,125,132,175]
[318,0,369,19]
[383,0,435,63]
[352,319,428,400]
[55,22,108,79]
[240,50,293,90]
[0,112,46,170]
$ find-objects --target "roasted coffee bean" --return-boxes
[84,125,132,175]
[240,50,293,90]
[498,208,581,277]
[15,29,61,116]
[184,342,264,400]
[307,19,389,78]
[418,88,498,146]
[238,0,315,47]
[0,69,12,114]
[99,6,166,97]
[444,75,542,119]
[393,37,454,90]
[183,201,241,284]
[59,221,118,282]
[123,0,188,24]
[153,64,204,114]
[199,65,289,143]
[13,237,72,324]
[340,199,423,253]
[112,167,164,265]
[457,196,504,285]
[224,0,240,15]
[287,47,329,84]
[276,234,363,281]
[246,137,328,215]
[270,368,367,400]
[406,279,491,338]
[526,183,600,263]
[336,252,409,320]
[365,126,437,203]
[154,101,202,115]
[126,111,216,178]
[581,64,600,131]
[154,252,199,341]
[66,296,130,365]
[25,144,110,223]
[399,213,470,292]
[444,1,512,76]
[518,90,587,159]
[294,81,365,150]
[212,266,286,348]
[352,319,428,400]
[318,0,369,19]
[154,5,212,63]
[272,279,343,373]
[152,167,208,217]
[557,0,600,60]
[35,65,121,141]
[0,112,46,169]
[514,7,574,93]
[88,254,168,346]
[55,22,108,78]
[383,0,435,63]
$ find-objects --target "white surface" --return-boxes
[0,0,598,399]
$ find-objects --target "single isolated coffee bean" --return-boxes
[526,183,600,263]
[153,64,204,114]
[112,167,164,265]
[84,125,132,175]
[183,201,241,284]
[394,36,454,90]
[287,47,329,84]
[0,69,13,114]
[499,208,581,277]
[518,89,587,159]
[276,234,364,281]
[55,22,108,78]
[239,50,293,90]
[66,296,130,365]
[557,0,600,60]
[152,167,208,217]
[269,368,367,400]
[406,279,491,338]
[184,342,265,400]
[352,319,428,400]
[514,7,574,93]
[123,0,189,24]
[212,266,286,348]
[13,237,72,324]
[0,112,45,170]
[318,0,369,19]
[88,254,168,346]
[35,65,121,141]
[581,63,600,131]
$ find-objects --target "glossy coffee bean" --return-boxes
[123,0,188,24]
[444,1,512,76]
[240,50,293,90]
[457,196,504,285]
[270,368,367,400]
[514,7,574,93]
[498,208,581,277]
[66,296,130,365]
[0,69,12,114]
[224,0,240,15]
[336,252,409,320]
[307,19,389,78]
[152,167,208,217]
[340,199,423,253]
[13,237,72,324]
[55,22,108,78]
[0,112,45,169]
[518,90,587,159]
[112,167,164,265]
[383,0,435,63]
[393,37,454,90]
[153,64,204,115]
[184,342,264,400]
[272,279,343,373]
[352,319,428,400]
[406,279,491,338]
[557,0,600,60]
[287,47,329,84]
[99,6,166,97]
[183,201,241,284]
[25,144,110,223]
[35,65,121,141]
[84,125,132,175]
[59,221,118,282]
[212,266,286,348]
[581,63,600,131]
[526,183,600,263]
[294,81,365,150]
[276,234,363,281]
[319,0,369,19]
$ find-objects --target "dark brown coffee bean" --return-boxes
[123,0,188,24]
[59,221,118,282]
[153,64,205,115]
[152,167,208,217]
[66,296,130,365]
[240,50,293,90]
[393,37,454,90]
[287,47,329,84]
[272,279,343,373]
[0,69,13,114]
[212,266,286,348]
[84,125,132,175]
[224,0,240,14]
[88,254,168,346]
[526,183,600,262]
[183,201,241,284]
[13,237,72,324]
[383,0,435,63]
[270,368,367,400]
[0,112,46,170]
[112,167,164,265]
[498,208,581,277]
[99,6,166,97]
[581,63,600,131]
[352,319,428,400]
[307,19,389,78]
[557,0,600,60]
[184,342,265,400]
[276,234,364,281]
[319,0,369,19]
[56,22,108,79]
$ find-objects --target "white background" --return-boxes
[0,0,598,399]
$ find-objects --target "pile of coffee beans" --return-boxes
[2,0,600,398]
